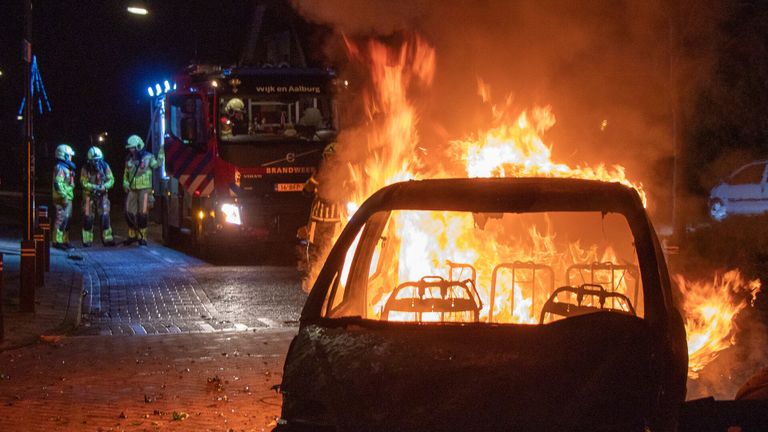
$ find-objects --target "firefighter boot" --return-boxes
[101,212,115,246]
[103,228,115,246]
[81,230,93,247]
[137,213,148,246]
[124,228,138,246]
[53,229,67,250]
[82,214,94,247]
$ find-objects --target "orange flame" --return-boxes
[333,35,753,379]
[674,270,761,379]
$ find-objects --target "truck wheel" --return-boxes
[161,196,179,247]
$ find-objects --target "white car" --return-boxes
[709,160,768,221]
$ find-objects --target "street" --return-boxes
[4,1,768,430]
[1,235,307,431]
[76,244,306,335]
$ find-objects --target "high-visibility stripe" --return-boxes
[200,179,214,196]
[187,151,212,179]
[174,150,201,179]
[188,175,206,192]
[182,162,213,191]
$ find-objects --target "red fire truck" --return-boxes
[150,64,339,250]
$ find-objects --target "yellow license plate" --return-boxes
[274,183,304,192]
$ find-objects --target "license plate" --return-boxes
[274,183,304,192]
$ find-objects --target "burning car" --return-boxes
[709,160,768,221]
[276,177,688,431]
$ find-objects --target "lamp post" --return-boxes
[127,1,149,16]
[20,0,37,312]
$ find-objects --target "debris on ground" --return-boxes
[39,335,64,344]
[207,375,225,392]
[172,411,188,421]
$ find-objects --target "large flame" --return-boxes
[674,270,761,379]
[331,35,752,378]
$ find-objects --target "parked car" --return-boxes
[709,160,768,221]
[275,178,688,432]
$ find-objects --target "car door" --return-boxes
[726,162,767,215]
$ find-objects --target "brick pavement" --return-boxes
[0,329,295,431]
[75,242,300,336]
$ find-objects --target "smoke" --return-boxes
[291,0,723,222]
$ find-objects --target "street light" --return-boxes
[127,2,149,15]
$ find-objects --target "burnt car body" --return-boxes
[276,178,688,432]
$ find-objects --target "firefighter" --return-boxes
[123,135,163,246]
[52,144,76,250]
[80,146,115,247]
[298,142,342,288]
[222,97,247,136]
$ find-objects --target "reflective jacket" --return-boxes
[81,160,115,196]
[123,149,163,191]
[52,159,76,202]
[304,174,341,223]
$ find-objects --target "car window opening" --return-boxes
[323,210,645,324]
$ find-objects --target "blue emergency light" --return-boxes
[145,79,176,98]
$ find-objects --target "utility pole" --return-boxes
[668,5,685,248]
[20,0,37,312]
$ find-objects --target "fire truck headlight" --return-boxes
[221,203,242,225]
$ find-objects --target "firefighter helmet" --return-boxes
[87,146,104,160]
[126,135,145,151]
[55,144,75,161]
[225,98,245,115]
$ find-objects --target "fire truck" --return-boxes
[149,64,338,250]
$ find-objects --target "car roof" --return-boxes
[734,160,768,171]
[356,177,644,215]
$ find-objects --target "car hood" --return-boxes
[281,313,658,431]
[710,183,727,200]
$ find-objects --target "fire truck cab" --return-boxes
[153,65,338,251]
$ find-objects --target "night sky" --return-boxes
[0,0,275,189]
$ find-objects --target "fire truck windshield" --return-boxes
[219,94,335,142]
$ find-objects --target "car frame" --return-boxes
[276,177,688,432]
[709,160,768,221]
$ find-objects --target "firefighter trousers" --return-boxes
[125,189,151,240]
[82,193,113,244]
[54,199,72,244]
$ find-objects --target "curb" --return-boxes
[0,252,86,352]
[60,264,84,331]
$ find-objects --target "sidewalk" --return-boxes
[0,230,84,351]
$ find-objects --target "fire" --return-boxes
[339,36,644,323]
[454,106,647,206]
[331,34,753,378]
[342,35,435,207]
[674,270,761,379]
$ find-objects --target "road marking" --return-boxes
[129,324,147,335]
[257,318,280,328]
[146,248,178,264]
[165,325,181,334]
[197,322,216,332]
